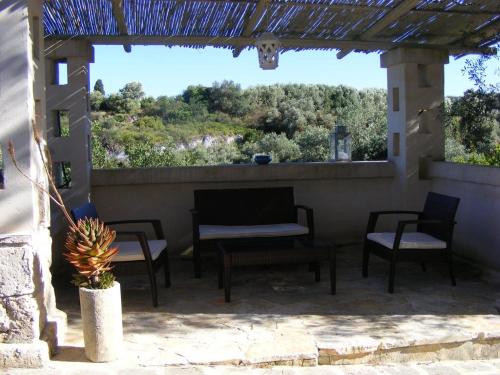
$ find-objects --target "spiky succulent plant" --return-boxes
[10,123,119,289]
[64,218,118,289]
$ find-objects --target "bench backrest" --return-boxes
[194,187,297,225]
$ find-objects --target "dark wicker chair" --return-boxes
[71,202,171,307]
[363,192,460,293]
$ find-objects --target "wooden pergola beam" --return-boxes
[51,34,495,56]
[337,0,421,60]
[150,0,500,17]
[110,0,131,53]
[233,0,267,58]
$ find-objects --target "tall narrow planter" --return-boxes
[79,282,123,362]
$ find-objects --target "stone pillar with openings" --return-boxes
[0,0,66,368]
[381,48,449,207]
[45,41,94,269]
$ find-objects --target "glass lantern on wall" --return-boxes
[330,125,352,162]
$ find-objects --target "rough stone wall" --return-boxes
[0,0,66,368]
[0,236,38,344]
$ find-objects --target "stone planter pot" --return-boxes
[79,282,123,362]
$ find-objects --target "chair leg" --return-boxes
[388,258,396,294]
[314,262,321,282]
[447,249,456,286]
[362,240,370,278]
[145,261,159,307]
[330,246,336,295]
[224,253,231,303]
[218,251,223,289]
[421,262,427,272]
[164,251,171,288]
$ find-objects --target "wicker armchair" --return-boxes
[363,192,460,293]
[71,202,171,307]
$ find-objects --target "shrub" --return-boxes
[125,140,181,168]
[294,126,330,161]
[243,133,301,162]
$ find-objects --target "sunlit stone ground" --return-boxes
[51,244,500,368]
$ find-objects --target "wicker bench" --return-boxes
[191,187,314,278]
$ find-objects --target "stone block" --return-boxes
[0,340,49,368]
[380,47,449,68]
[0,295,37,343]
[0,236,34,297]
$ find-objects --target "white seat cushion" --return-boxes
[367,232,446,249]
[199,223,309,240]
[112,239,167,262]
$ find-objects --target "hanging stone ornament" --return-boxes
[256,32,280,70]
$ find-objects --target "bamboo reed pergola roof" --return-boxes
[43,0,500,58]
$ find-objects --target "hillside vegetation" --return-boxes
[90,80,499,168]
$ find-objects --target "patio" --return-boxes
[53,243,500,368]
[1,0,500,370]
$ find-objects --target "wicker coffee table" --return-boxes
[217,238,336,302]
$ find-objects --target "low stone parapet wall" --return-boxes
[90,162,396,255]
[427,161,500,270]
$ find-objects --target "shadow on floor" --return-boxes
[51,245,500,366]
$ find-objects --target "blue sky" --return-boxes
[89,45,498,98]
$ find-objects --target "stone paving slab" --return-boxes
[4,360,500,375]
[49,245,500,367]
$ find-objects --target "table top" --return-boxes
[217,237,333,253]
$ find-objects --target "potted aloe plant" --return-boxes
[9,126,123,362]
[66,218,123,362]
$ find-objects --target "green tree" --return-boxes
[91,121,120,169]
[445,137,467,162]
[294,126,330,161]
[244,133,301,162]
[140,96,157,113]
[103,82,145,114]
[462,53,499,93]
[103,93,127,113]
[134,116,164,131]
[183,85,210,106]
[119,82,145,101]
[209,80,250,116]
[90,90,105,111]
[125,140,180,168]
[155,96,191,123]
[339,89,388,160]
[94,79,105,95]
[450,90,497,153]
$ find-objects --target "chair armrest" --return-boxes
[296,205,314,238]
[105,219,165,240]
[114,231,153,263]
[366,211,422,233]
[393,219,456,250]
[371,210,422,216]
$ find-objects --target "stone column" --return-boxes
[381,48,449,206]
[0,0,65,368]
[45,41,94,235]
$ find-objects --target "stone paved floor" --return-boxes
[50,244,500,368]
[6,359,500,374]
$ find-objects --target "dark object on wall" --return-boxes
[254,154,272,165]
